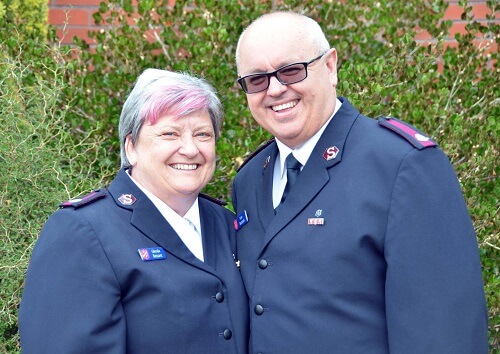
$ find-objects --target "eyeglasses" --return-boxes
[237,51,327,94]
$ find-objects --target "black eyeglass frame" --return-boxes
[237,51,328,94]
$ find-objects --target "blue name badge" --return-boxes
[138,247,167,262]
[234,210,249,231]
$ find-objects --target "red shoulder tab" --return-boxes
[378,117,436,150]
[199,193,227,206]
[60,189,107,209]
[237,138,275,172]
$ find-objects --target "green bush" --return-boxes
[0,0,498,351]
[0,0,48,38]
[0,42,115,352]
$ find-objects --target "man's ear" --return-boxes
[325,48,338,87]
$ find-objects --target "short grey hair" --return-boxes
[118,69,222,168]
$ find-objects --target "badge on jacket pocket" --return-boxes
[234,210,249,231]
[138,247,167,261]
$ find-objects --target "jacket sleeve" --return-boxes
[19,209,126,353]
[384,147,489,353]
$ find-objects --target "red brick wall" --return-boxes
[414,1,497,59]
[49,0,497,56]
[48,0,175,44]
[49,0,101,44]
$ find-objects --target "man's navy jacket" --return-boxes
[232,97,488,354]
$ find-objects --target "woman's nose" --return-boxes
[178,135,199,157]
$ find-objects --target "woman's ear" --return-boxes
[124,134,137,166]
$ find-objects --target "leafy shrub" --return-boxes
[0,0,48,38]
[0,0,498,351]
[0,40,115,352]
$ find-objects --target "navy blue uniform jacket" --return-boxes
[232,97,488,353]
[19,168,249,353]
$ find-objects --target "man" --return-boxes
[232,11,488,353]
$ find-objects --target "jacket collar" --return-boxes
[107,168,221,274]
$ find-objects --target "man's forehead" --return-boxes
[237,14,311,71]
[245,15,303,38]
[239,33,308,63]
[241,22,307,53]
[238,45,309,75]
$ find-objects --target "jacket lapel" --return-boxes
[258,98,360,255]
[108,169,219,275]
[255,144,279,231]
[129,196,200,265]
[199,199,218,269]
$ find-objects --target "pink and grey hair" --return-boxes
[118,68,222,168]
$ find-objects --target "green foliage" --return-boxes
[0,41,115,352]
[0,0,498,351]
[0,0,48,38]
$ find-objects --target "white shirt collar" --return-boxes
[183,199,201,233]
[126,169,199,222]
[125,170,204,261]
[275,98,342,178]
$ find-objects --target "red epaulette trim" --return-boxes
[378,117,437,150]
[60,188,107,209]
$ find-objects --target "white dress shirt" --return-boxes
[272,98,342,208]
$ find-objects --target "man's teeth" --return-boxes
[171,164,198,170]
[272,101,297,112]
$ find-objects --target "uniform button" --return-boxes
[258,259,268,269]
[223,329,232,340]
[254,304,264,315]
[215,292,224,303]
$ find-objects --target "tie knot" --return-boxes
[285,153,301,170]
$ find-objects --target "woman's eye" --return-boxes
[196,132,214,140]
[162,132,178,138]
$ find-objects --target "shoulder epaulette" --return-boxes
[60,188,107,209]
[237,138,275,172]
[378,116,437,150]
[199,193,227,206]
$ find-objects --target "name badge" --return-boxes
[138,247,167,261]
[234,210,249,231]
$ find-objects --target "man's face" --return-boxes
[237,18,338,148]
[125,110,216,207]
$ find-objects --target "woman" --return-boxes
[19,69,248,353]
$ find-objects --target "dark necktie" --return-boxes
[280,153,302,204]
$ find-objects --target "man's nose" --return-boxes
[267,75,287,96]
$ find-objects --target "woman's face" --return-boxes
[125,109,216,207]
